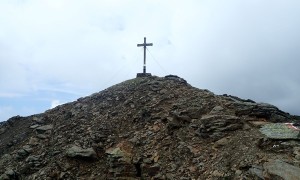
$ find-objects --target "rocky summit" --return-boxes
[0,75,300,180]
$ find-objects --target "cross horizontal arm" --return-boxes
[137,43,153,47]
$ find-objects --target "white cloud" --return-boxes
[51,100,62,109]
[0,0,300,119]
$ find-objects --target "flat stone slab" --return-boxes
[36,124,53,132]
[29,124,40,129]
[260,123,300,140]
[264,159,300,180]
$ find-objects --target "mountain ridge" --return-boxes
[0,75,300,179]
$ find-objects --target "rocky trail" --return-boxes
[0,75,300,179]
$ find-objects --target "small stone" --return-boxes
[210,106,224,114]
[105,147,124,158]
[129,137,138,144]
[32,117,45,124]
[26,155,40,162]
[143,158,153,164]
[59,172,66,179]
[235,170,242,175]
[36,134,48,139]
[5,169,15,176]
[23,145,33,153]
[152,124,160,132]
[249,165,264,179]
[212,170,223,177]
[36,124,53,133]
[243,123,251,130]
[0,154,11,162]
[0,174,9,180]
[214,137,230,148]
[17,149,28,158]
[51,151,61,156]
[166,173,175,179]
[28,137,39,145]
[30,124,40,129]
[188,166,197,173]
[153,155,159,163]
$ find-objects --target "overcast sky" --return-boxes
[1,0,300,121]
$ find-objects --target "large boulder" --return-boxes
[260,123,300,140]
[66,145,97,159]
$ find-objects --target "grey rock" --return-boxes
[186,107,206,119]
[166,173,176,179]
[213,136,230,148]
[170,111,191,123]
[32,117,45,124]
[28,137,39,145]
[0,174,9,180]
[164,75,187,84]
[106,147,127,159]
[4,169,15,176]
[36,124,53,133]
[231,99,290,122]
[36,134,49,139]
[23,145,33,153]
[17,149,28,158]
[0,169,17,180]
[197,115,243,139]
[249,165,264,179]
[66,145,97,159]
[29,124,40,129]
[0,154,11,164]
[260,123,300,140]
[263,159,300,180]
[26,155,40,162]
[294,147,300,155]
[209,106,224,114]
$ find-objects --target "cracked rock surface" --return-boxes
[0,75,300,179]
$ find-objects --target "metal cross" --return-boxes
[137,37,153,74]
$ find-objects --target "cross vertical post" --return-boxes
[137,37,153,74]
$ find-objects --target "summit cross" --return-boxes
[137,37,153,74]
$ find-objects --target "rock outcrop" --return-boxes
[0,75,299,179]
